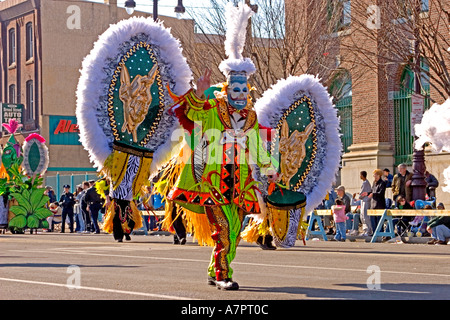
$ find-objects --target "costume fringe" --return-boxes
[184,209,214,247]
[102,200,115,234]
[240,215,270,243]
[101,199,143,234]
[129,200,143,230]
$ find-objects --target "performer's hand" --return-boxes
[196,69,211,99]
[267,170,279,183]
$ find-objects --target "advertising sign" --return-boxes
[49,115,81,145]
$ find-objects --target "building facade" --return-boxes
[285,0,450,206]
[0,0,194,195]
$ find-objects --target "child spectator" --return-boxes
[46,202,62,232]
[331,199,349,241]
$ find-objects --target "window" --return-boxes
[9,84,16,104]
[327,0,351,32]
[9,28,16,65]
[421,0,429,12]
[26,22,34,60]
[26,80,34,121]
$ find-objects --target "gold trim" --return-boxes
[107,41,165,146]
[271,95,318,191]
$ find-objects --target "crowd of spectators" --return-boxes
[316,163,449,245]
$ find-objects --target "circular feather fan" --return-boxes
[255,74,342,215]
[76,17,192,174]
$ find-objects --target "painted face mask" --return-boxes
[227,72,248,110]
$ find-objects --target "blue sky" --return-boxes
[88,0,215,19]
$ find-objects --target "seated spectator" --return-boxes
[427,203,450,245]
[346,196,361,236]
[392,196,413,237]
[410,204,432,237]
[46,202,62,232]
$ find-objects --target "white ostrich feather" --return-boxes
[219,1,256,77]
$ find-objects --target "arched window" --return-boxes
[26,80,34,121]
[26,22,34,61]
[9,28,16,65]
[9,84,16,104]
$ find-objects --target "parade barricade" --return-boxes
[368,209,450,243]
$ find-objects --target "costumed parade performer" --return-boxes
[75,1,342,291]
[76,16,193,242]
[166,3,278,290]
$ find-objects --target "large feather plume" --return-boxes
[218,2,256,77]
[414,98,450,193]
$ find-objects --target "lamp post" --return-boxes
[125,0,185,21]
[410,14,427,202]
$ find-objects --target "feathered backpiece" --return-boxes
[76,17,192,199]
[218,2,256,78]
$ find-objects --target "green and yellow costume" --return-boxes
[168,88,276,281]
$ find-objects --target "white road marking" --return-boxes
[0,277,196,300]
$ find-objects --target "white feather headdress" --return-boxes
[218,2,256,77]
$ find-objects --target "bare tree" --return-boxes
[341,0,450,102]
[172,0,356,98]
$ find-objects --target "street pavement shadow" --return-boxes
[240,283,450,299]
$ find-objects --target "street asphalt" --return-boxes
[1,231,449,304]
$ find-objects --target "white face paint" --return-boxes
[227,74,248,110]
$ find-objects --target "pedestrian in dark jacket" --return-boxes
[369,169,386,209]
[369,169,387,231]
[59,185,75,233]
[424,171,439,199]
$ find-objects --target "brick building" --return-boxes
[0,0,193,196]
[285,0,450,205]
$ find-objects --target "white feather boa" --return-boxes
[76,16,192,173]
[255,74,342,214]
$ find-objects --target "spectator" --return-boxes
[368,169,387,231]
[329,185,351,235]
[45,186,56,203]
[79,181,91,233]
[74,185,85,232]
[392,196,413,237]
[331,199,348,242]
[59,184,75,233]
[382,168,393,188]
[356,171,373,236]
[424,170,439,199]
[392,163,413,204]
[46,202,62,232]
[427,203,450,245]
[84,180,104,234]
[324,186,337,209]
[347,196,361,235]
